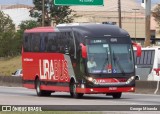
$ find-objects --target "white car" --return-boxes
[12,69,23,77]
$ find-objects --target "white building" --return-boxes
[0,4,35,29]
[71,0,160,45]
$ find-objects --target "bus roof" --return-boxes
[24,23,130,38]
[57,23,130,38]
[25,27,59,33]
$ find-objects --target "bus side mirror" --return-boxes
[132,42,141,57]
[80,43,87,58]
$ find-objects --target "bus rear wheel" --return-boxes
[35,78,51,96]
[70,82,84,98]
[112,92,122,99]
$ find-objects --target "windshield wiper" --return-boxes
[113,51,125,75]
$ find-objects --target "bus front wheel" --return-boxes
[35,78,51,96]
[112,92,122,99]
[70,82,83,98]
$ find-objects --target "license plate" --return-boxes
[109,87,117,90]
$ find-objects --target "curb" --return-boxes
[135,80,160,95]
[0,76,22,87]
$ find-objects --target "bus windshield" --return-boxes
[86,39,134,74]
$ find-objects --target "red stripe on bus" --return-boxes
[41,85,70,92]
[25,27,55,33]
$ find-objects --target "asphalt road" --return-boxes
[0,86,160,112]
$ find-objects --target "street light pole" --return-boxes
[132,9,139,42]
[144,0,151,47]
[118,0,122,28]
[42,0,45,26]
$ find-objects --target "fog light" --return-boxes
[131,87,134,91]
[90,89,93,91]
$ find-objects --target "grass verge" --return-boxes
[0,56,21,76]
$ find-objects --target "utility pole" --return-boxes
[118,0,122,28]
[42,0,45,26]
[144,0,151,47]
[132,9,139,42]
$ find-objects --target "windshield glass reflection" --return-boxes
[86,41,134,74]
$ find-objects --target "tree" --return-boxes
[0,12,40,57]
[30,0,76,26]
[17,20,40,35]
[0,11,15,57]
[0,11,15,33]
[152,4,160,29]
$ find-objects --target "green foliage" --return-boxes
[0,11,16,57]
[17,20,40,39]
[18,20,40,33]
[30,0,77,26]
[0,11,15,33]
[0,11,39,57]
[152,4,160,29]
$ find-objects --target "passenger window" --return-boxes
[24,34,31,52]
[47,33,57,52]
[68,32,75,56]
[158,58,160,68]
[56,32,75,55]
[24,35,28,52]
[134,50,155,65]
[31,34,40,52]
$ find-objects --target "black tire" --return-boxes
[70,81,84,98]
[35,78,51,96]
[112,92,122,99]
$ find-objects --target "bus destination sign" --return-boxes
[54,0,104,6]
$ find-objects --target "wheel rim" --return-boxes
[73,84,76,95]
[36,81,40,93]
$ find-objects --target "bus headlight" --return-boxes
[126,76,135,84]
[87,77,93,82]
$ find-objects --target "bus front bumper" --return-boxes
[76,86,135,94]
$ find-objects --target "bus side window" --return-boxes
[68,32,75,56]
[158,63,160,68]
[72,32,82,59]
[57,32,75,55]
[24,34,32,52]
[40,33,45,52]
[158,56,160,68]
[40,33,49,52]
[57,32,65,53]
[47,33,57,52]
[63,32,70,54]
[24,35,28,52]
[31,33,40,52]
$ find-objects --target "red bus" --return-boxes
[22,23,141,98]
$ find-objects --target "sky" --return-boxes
[0,0,159,5]
[0,0,33,5]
